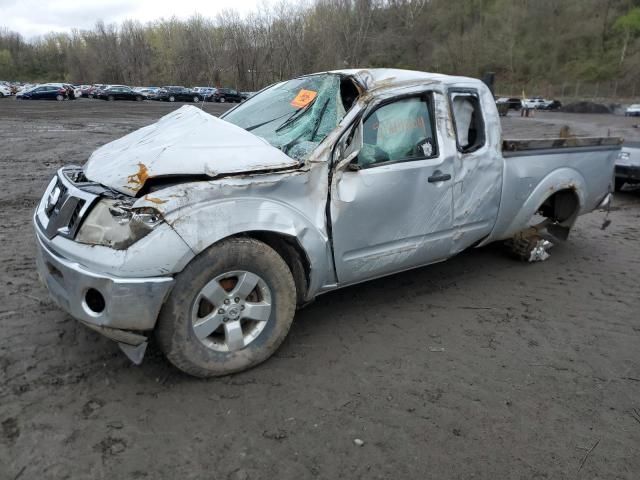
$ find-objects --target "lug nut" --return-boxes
[218,308,225,314]
[224,299,230,305]
[223,317,228,323]
[240,305,245,311]
[234,297,240,303]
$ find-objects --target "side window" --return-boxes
[450,91,485,153]
[358,96,437,168]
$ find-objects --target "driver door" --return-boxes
[330,92,455,285]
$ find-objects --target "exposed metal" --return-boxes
[528,239,554,262]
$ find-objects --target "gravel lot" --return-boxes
[1,99,639,479]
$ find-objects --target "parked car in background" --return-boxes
[16,83,69,101]
[136,87,160,99]
[63,84,79,100]
[539,99,562,111]
[624,104,640,117]
[495,97,522,110]
[87,85,109,98]
[615,143,640,190]
[194,87,216,100]
[156,86,202,102]
[210,87,243,103]
[95,85,146,101]
[33,69,618,377]
[0,84,11,97]
[522,97,553,109]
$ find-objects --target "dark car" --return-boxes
[156,86,202,103]
[16,84,68,101]
[539,100,562,111]
[96,85,146,101]
[496,97,522,111]
[210,88,243,103]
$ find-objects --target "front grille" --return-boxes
[38,167,98,240]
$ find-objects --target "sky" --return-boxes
[0,0,262,39]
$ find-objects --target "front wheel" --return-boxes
[56,94,64,101]
[219,97,226,103]
[107,95,114,101]
[168,95,175,102]
[193,96,199,102]
[156,238,297,377]
[136,96,143,101]
[615,178,625,191]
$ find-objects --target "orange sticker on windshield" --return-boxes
[291,89,317,108]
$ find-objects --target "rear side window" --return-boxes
[450,91,485,153]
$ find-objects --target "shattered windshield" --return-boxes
[221,74,346,161]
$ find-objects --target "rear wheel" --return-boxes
[220,97,226,103]
[136,96,143,101]
[56,94,64,101]
[169,95,175,102]
[615,178,625,192]
[193,96,199,102]
[156,238,297,377]
[107,95,114,101]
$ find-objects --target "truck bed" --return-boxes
[484,136,621,244]
[502,136,622,155]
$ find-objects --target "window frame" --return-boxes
[447,88,486,154]
[355,91,440,170]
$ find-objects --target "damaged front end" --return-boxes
[33,166,193,364]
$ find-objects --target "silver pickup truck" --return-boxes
[34,69,618,377]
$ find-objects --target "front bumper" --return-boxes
[615,164,640,183]
[35,232,174,334]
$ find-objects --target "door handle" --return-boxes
[428,172,452,183]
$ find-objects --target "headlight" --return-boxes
[76,199,163,249]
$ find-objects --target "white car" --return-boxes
[0,84,11,97]
[522,97,553,109]
[625,104,640,117]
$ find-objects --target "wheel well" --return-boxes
[237,231,310,306]
[537,188,580,223]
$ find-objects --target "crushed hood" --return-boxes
[83,105,299,196]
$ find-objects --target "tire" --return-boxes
[615,178,625,192]
[107,95,114,101]
[156,237,297,377]
[169,96,175,102]
[193,96,199,102]
[220,97,226,103]
[56,94,64,101]
[136,96,143,102]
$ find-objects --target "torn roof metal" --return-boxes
[327,68,478,92]
[83,105,299,196]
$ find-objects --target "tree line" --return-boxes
[2,0,640,97]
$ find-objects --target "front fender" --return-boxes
[164,197,333,299]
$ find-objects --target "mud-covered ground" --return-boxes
[1,99,639,479]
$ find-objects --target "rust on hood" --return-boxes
[127,163,150,187]
[144,195,167,205]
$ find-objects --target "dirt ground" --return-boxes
[1,99,639,479]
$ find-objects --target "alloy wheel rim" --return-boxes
[191,270,272,352]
